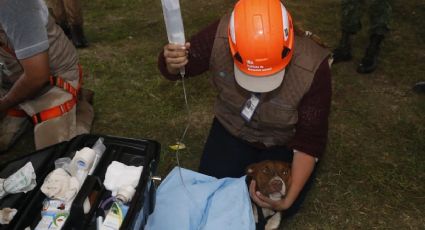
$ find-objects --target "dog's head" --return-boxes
[246,160,291,200]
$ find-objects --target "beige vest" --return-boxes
[210,13,330,147]
[0,15,78,86]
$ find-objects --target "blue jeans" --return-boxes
[199,118,317,217]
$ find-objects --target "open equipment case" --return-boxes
[0,134,160,230]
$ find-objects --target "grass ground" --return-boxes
[1,0,424,229]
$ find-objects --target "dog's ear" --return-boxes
[246,163,257,176]
[245,163,257,186]
[246,167,254,174]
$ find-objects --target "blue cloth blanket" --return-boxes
[145,167,255,230]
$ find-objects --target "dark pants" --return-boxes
[199,118,317,217]
[341,0,392,35]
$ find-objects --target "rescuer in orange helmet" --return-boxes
[159,0,332,221]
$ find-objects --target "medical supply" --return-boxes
[40,168,79,202]
[96,216,103,230]
[161,0,185,45]
[69,147,96,178]
[0,208,17,225]
[88,137,106,175]
[54,158,71,172]
[169,141,186,151]
[100,197,129,230]
[103,161,142,196]
[41,199,70,213]
[161,0,186,76]
[35,211,69,230]
[116,186,136,204]
[0,162,36,199]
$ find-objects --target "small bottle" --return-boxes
[101,187,135,229]
[115,186,135,204]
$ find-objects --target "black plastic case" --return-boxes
[0,134,160,230]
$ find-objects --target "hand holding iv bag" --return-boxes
[161,0,186,75]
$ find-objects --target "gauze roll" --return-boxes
[41,168,79,202]
[69,147,96,179]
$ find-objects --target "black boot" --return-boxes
[59,22,71,40]
[70,25,88,48]
[413,81,425,94]
[357,34,384,74]
[333,32,353,63]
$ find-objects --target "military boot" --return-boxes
[332,32,353,63]
[70,25,88,48]
[413,81,425,94]
[59,22,71,40]
[357,34,384,74]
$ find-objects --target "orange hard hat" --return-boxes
[228,0,294,92]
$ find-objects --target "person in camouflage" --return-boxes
[333,0,392,73]
[45,0,88,48]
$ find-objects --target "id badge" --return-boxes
[241,93,260,122]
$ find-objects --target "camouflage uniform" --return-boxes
[45,0,84,27]
[45,0,88,48]
[341,0,392,35]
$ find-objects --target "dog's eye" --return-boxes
[262,168,271,174]
[282,170,288,175]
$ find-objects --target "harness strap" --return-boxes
[6,108,27,117]
[1,45,83,123]
[31,98,76,124]
[48,64,83,97]
[31,64,83,124]
[255,203,276,230]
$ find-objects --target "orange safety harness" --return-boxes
[31,65,82,124]
[2,45,82,124]
[5,65,83,124]
[6,108,27,117]
[2,59,83,125]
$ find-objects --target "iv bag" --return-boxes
[161,0,186,45]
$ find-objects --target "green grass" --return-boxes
[1,0,424,228]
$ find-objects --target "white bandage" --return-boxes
[41,168,79,202]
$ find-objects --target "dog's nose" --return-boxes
[271,180,283,192]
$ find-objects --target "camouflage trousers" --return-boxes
[341,0,392,35]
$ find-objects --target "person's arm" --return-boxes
[249,57,332,211]
[0,51,50,112]
[287,58,332,158]
[158,20,219,80]
[0,0,51,112]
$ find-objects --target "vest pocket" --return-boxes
[258,103,298,130]
[217,88,246,112]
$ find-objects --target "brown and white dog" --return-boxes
[246,160,292,230]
